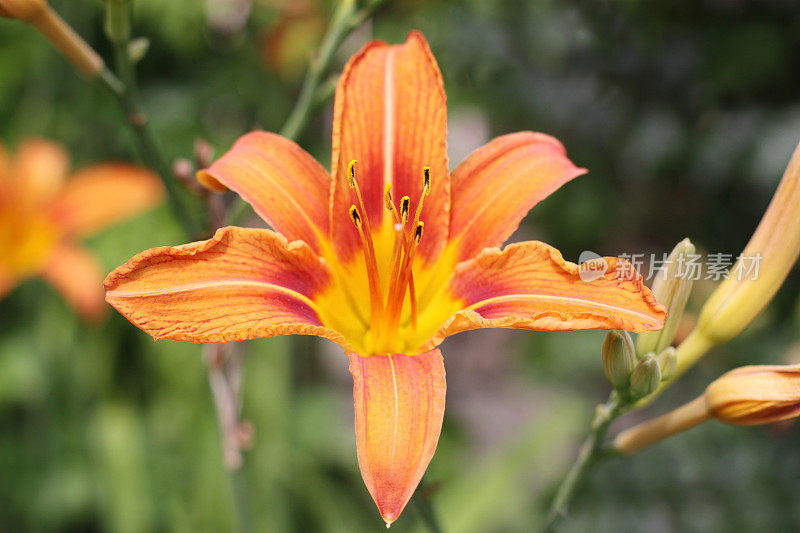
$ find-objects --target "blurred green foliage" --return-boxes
[1,0,799,531]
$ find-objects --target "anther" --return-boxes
[384,182,395,213]
[401,196,410,223]
[347,160,357,188]
[422,167,431,195]
[414,222,424,244]
[349,205,361,228]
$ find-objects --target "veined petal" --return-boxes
[12,138,70,205]
[104,226,347,346]
[426,241,665,349]
[42,243,106,321]
[449,132,586,262]
[50,164,163,237]
[197,131,331,254]
[0,141,9,201]
[349,349,446,526]
[331,31,449,263]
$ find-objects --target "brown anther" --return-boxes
[349,205,361,228]
[401,196,410,223]
[384,182,395,212]
[347,159,357,188]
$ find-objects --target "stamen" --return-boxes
[349,205,361,228]
[422,166,431,196]
[408,222,424,328]
[414,221,424,243]
[384,182,395,214]
[347,159,357,188]
[348,194,383,335]
[385,221,424,334]
[412,167,431,228]
[400,196,410,223]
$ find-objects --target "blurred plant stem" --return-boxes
[227,0,389,226]
[97,2,201,239]
[541,393,621,533]
[204,342,252,532]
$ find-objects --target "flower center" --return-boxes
[0,206,58,278]
[346,160,429,354]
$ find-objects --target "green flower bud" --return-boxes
[127,37,149,64]
[637,238,696,357]
[630,355,662,398]
[656,347,677,381]
[602,330,636,389]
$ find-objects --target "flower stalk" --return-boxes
[1,0,104,77]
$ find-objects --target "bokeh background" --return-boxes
[2,0,800,531]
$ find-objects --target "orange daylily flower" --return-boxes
[104,32,665,524]
[0,138,163,319]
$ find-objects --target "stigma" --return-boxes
[347,160,430,351]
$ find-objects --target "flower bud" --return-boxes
[655,347,677,381]
[0,0,47,21]
[704,364,800,425]
[1,0,104,77]
[127,37,150,64]
[601,330,636,389]
[616,363,800,455]
[636,238,695,357]
[630,354,662,398]
[697,140,800,346]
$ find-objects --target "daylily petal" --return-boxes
[427,241,665,348]
[349,349,446,526]
[104,226,347,346]
[42,243,106,321]
[50,163,163,237]
[12,138,70,205]
[0,141,9,200]
[449,132,586,262]
[197,131,331,254]
[331,30,449,263]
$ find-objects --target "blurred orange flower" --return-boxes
[0,138,162,320]
[105,32,665,524]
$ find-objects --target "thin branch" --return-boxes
[96,5,201,238]
[541,394,621,533]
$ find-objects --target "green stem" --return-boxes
[541,393,621,533]
[231,466,251,533]
[97,16,200,238]
[226,0,389,226]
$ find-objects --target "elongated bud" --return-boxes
[1,0,104,77]
[704,364,800,425]
[659,139,800,389]
[615,363,800,454]
[630,354,661,398]
[602,331,636,389]
[636,238,695,356]
[655,347,677,381]
[698,140,800,346]
[0,0,46,20]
